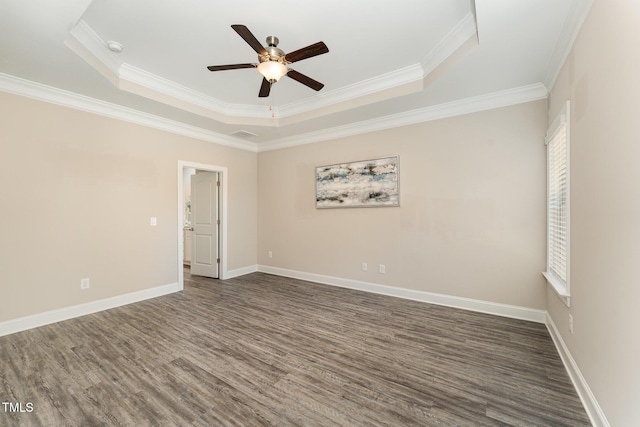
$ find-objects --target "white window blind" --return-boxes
[544,101,570,302]
[548,125,567,282]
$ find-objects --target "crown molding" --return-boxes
[0,72,257,152]
[65,20,273,125]
[543,0,595,90]
[421,12,478,76]
[118,63,272,123]
[0,72,547,155]
[67,20,121,74]
[257,12,478,119]
[64,19,122,86]
[277,64,424,118]
[65,14,477,125]
[257,83,548,152]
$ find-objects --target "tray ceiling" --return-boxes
[0,0,590,150]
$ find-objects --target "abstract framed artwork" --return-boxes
[316,156,399,208]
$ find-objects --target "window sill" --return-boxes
[542,272,571,307]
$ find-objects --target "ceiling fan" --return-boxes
[207,25,329,98]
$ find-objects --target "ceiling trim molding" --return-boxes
[65,19,122,85]
[0,71,547,155]
[0,72,257,152]
[257,83,548,152]
[277,64,424,117]
[65,20,272,124]
[276,10,479,119]
[68,20,121,73]
[65,14,478,125]
[543,0,595,90]
[421,12,477,76]
[118,63,271,121]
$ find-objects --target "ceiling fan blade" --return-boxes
[231,24,267,56]
[207,63,256,72]
[286,69,324,91]
[258,77,271,97]
[284,41,329,63]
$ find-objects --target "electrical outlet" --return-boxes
[268,250,273,258]
[80,278,90,290]
[361,262,368,271]
[569,314,574,334]
[379,264,386,274]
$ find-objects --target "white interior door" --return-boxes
[190,171,219,278]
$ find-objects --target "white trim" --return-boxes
[0,71,547,154]
[177,161,228,288]
[65,15,477,124]
[258,83,548,152]
[280,10,475,119]
[0,282,179,338]
[543,271,571,307]
[0,72,257,152]
[277,64,424,118]
[66,20,269,122]
[544,0,595,90]
[258,265,546,323]
[64,19,122,85]
[420,12,478,76]
[280,9,475,120]
[546,101,569,142]
[545,313,611,427]
[225,264,258,279]
[118,63,270,120]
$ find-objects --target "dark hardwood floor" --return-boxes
[0,270,590,426]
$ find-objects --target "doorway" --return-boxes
[177,161,228,291]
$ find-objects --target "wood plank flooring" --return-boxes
[0,270,590,426]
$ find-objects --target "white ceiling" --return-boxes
[0,0,590,151]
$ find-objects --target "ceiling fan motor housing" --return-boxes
[260,36,286,63]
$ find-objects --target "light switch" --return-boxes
[150,217,157,226]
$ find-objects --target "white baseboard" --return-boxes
[257,265,546,323]
[0,282,180,337]
[1,267,606,426]
[545,314,610,427]
[225,264,258,279]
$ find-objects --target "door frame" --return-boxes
[177,160,228,289]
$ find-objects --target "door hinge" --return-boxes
[216,258,220,264]
[216,180,220,187]
[217,219,220,225]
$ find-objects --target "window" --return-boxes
[544,101,570,305]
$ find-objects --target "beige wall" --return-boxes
[547,1,640,425]
[258,100,547,309]
[0,91,257,322]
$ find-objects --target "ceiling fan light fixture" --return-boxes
[257,61,287,83]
